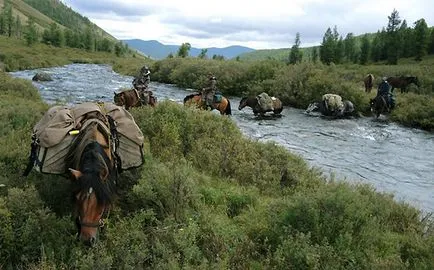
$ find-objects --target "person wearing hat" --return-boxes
[132,65,155,105]
[377,77,395,109]
[201,73,218,109]
[133,65,151,91]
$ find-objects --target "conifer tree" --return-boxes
[413,18,429,61]
[24,17,38,46]
[386,9,401,64]
[359,34,371,65]
[289,32,303,64]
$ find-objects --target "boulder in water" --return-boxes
[32,72,53,82]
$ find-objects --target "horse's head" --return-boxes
[409,76,420,87]
[343,100,354,114]
[238,97,248,110]
[113,91,125,106]
[306,102,319,113]
[69,136,116,246]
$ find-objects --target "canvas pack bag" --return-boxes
[25,102,144,175]
[257,92,274,111]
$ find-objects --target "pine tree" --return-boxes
[311,47,318,63]
[399,20,413,58]
[24,17,38,46]
[413,18,429,61]
[289,32,302,64]
[386,9,401,64]
[343,33,357,63]
[15,15,21,38]
[360,34,371,65]
[429,29,434,54]
[320,27,336,64]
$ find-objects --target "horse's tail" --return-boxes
[224,98,232,115]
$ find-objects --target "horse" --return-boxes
[364,74,374,93]
[238,96,283,116]
[183,93,232,115]
[387,76,420,93]
[370,95,390,118]
[113,88,157,110]
[66,121,117,246]
[306,99,354,118]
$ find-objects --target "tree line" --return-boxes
[0,0,130,56]
[289,9,434,65]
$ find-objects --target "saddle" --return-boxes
[24,102,144,175]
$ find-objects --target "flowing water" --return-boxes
[9,64,434,214]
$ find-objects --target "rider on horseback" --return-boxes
[132,65,155,106]
[201,73,217,109]
[377,77,395,110]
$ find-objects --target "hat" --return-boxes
[382,77,387,81]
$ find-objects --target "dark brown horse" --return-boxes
[364,74,374,93]
[66,121,117,246]
[370,95,390,118]
[387,76,420,93]
[183,93,232,115]
[113,89,157,110]
[238,96,283,116]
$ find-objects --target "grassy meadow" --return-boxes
[0,37,434,268]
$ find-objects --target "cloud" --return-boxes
[62,0,434,49]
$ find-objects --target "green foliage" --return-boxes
[177,42,191,58]
[413,19,429,61]
[288,32,303,64]
[1,30,434,269]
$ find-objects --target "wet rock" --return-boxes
[32,72,53,81]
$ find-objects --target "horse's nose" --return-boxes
[84,236,97,247]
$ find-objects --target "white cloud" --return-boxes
[63,0,434,49]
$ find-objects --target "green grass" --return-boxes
[0,83,433,267]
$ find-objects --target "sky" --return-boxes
[62,0,434,50]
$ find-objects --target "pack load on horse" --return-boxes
[183,92,232,115]
[114,88,157,110]
[386,76,420,93]
[306,93,354,118]
[364,74,374,93]
[23,102,145,245]
[238,93,283,116]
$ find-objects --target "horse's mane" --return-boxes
[66,122,116,205]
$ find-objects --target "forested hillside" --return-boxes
[240,10,434,65]
[21,0,115,40]
[0,0,134,61]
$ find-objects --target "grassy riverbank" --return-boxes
[1,53,434,268]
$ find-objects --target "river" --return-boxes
[9,64,434,214]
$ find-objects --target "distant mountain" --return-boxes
[122,39,255,59]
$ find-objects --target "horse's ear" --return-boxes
[69,168,82,180]
[114,91,117,95]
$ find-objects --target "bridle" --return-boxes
[76,187,110,229]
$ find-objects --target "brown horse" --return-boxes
[238,96,283,116]
[387,76,420,93]
[66,121,117,246]
[370,95,390,118]
[183,93,232,115]
[364,74,374,93]
[113,89,157,110]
